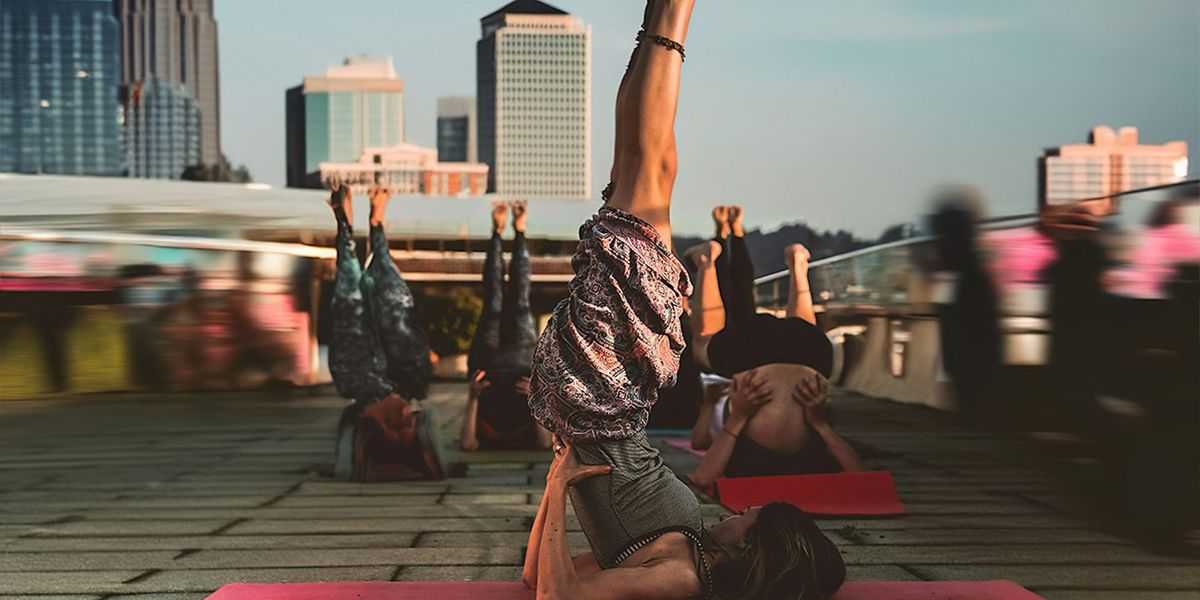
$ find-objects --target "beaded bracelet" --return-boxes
[638,32,686,62]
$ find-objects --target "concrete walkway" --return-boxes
[0,385,1196,599]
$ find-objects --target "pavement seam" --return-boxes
[897,564,932,580]
[257,483,303,508]
[121,569,160,584]
[209,518,249,535]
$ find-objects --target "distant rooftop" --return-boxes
[323,55,397,79]
[0,174,597,242]
[482,0,567,22]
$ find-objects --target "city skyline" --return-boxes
[160,1,1200,235]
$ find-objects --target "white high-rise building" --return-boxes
[477,0,591,199]
[1040,126,1189,206]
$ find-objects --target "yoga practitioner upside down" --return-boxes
[521,2,846,599]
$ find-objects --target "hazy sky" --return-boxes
[215,0,1199,238]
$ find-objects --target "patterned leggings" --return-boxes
[467,231,537,375]
[329,217,431,404]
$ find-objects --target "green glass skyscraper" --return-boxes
[0,0,122,176]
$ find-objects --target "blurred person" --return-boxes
[1100,186,1200,551]
[326,181,439,481]
[1041,202,1110,437]
[1109,191,1200,300]
[929,190,1001,424]
[460,200,552,451]
[685,223,863,489]
[523,3,847,598]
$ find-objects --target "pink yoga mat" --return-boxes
[663,437,705,457]
[206,580,1043,600]
[837,580,1045,599]
[206,582,532,600]
[716,470,904,516]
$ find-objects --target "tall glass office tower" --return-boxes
[115,0,221,170]
[122,77,201,179]
[0,0,122,176]
[285,56,406,188]
[477,0,591,199]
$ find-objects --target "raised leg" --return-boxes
[606,0,696,243]
[363,185,432,401]
[326,184,394,404]
[605,2,657,201]
[786,244,816,324]
[721,206,757,327]
[685,240,724,370]
[468,201,507,374]
[499,200,537,371]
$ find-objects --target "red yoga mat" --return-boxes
[716,470,904,516]
[206,580,1043,600]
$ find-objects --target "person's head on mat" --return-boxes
[706,502,846,600]
[463,368,544,450]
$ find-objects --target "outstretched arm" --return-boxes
[607,0,696,243]
[460,370,488,451]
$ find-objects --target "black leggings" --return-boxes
[329,217,431,404]
[715,234,756,326]
[707,234,833,378]
[468,231,537,375]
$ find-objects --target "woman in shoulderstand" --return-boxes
[520,2,847,599]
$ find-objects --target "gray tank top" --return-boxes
[567,433,704,569]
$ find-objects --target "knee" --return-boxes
[616,151,677,192]
[658,152,678,183]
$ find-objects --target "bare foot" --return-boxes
[491,200,508,235]
[712,206,730,239]
[511,199,528,233]
[368,184,393,227]
[328,180,352,227]
[730,205,745,237]
[785,243,811,270]
[684,239,722,269]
